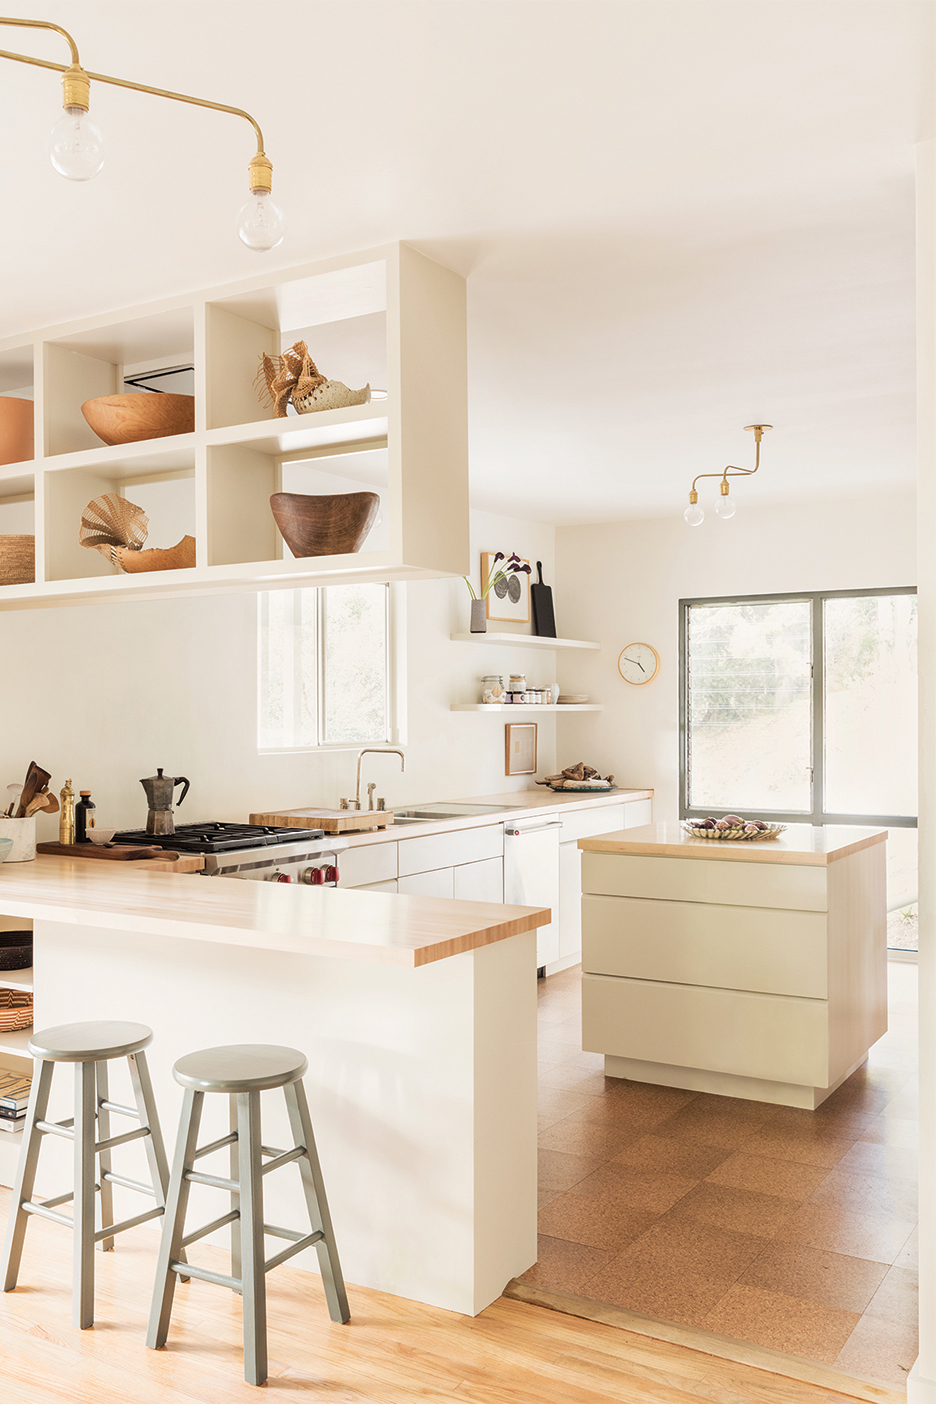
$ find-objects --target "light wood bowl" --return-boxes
[115,535,196,573]
[270,491,380,557]
[0,397,34,465]
[0,535,34,586]
[81,392,195,447]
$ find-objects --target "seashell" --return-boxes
[744,823,760,833]
[715,820,731,830]
[723,815,743,825]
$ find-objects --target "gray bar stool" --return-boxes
[147,1043,349,1386]
[2,1020,177,1329]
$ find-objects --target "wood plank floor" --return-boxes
[0,1186,869,1403]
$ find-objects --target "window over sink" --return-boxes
[258,583,393,750]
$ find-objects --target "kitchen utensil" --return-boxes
[23,796,46,819]
[37,789,59,815]
[16,762,51,818]
[0,397,33,466]
[270,491,380,558]
[0,930,32,970]
[37,841,181,861]
[88,828,117,846]
[248,807,393,834]
[140,768,190,836]
[0,536,35,586]
[5,784,22,817]
[531,561,557,637]
[80,392,195,446]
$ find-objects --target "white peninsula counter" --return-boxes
[579,823,887,1110]
[0,859,550,1316]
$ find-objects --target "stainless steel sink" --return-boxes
[388,801,515,824]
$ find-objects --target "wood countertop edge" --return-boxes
[578,828,888,865]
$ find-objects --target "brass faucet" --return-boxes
[340,748,405,811]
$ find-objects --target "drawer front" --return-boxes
[398,824,503,877]
[453,856,503,903]
[338,842,398,888]
[558,804,626,845]
[583,894,828,998]
[622,799,652,828]
[355,879,398,894]
[581,851,827,912]
[582,973,829,1085]
[398,867,455,899]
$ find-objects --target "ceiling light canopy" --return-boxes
[684,424,772,526]
[0,15,285,251]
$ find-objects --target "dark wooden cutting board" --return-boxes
[37,842,180,862]
[531,561,557,637]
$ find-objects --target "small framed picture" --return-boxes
[483,552,531,624]
[505,722,538,776]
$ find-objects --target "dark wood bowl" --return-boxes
[81,393,195,446]
[270,491,380,557]
[0,930,32,971]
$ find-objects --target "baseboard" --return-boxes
[504,1279,906,1404]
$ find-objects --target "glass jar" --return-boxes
[481,674,506,704]
[508,674,526,691]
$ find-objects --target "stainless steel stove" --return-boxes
[114,821,344,883]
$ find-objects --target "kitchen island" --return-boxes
[579,823,888,1109]
[0,859,549,1315]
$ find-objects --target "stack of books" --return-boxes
[0,1071,30,1134]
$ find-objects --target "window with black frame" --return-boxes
[680,588,918,951]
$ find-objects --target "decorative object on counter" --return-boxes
[78,493,196,574]
[256,341,370,417]
[59,778,75,845]
[530,561,557,637]
[0,396,33,465]
[75,789,95,843]
[141,767,190,837]
[684,423,772,526]
[37,840,181,860]
[0,535,35,586]
[249,806,392,835]
[505,722,537,776]
[0,816,36,862]
[0,988,32,1032]
[682,816,787,841]
[270,490,380,558]
[88,827,117,846]
[537,762,616,792]
[618,642,660,685]
[469,599,486,633]
[556,694,589,704]
[481,675,506,704]
[0,930,32,970]
[481,552,531,623]
[80,392,195,446]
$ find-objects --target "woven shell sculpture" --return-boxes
[78,493,195,573]
[256,340,371,418]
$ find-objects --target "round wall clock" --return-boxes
[618,642,660,685]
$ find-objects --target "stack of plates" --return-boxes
[0,988,32,1032]
[557,694,589,705]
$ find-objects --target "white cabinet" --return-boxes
[355,879,399,894]
[337,843,397,888]
[504,820,561,968]
[399,868,455,899]
[558,841,583,959]
[453,857,503,903]
[398,826,502,877]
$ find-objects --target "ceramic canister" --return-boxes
[0,815,36,862]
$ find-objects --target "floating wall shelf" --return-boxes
[0,242,468,611]
[450,703,602,713]
[449,633,599,650]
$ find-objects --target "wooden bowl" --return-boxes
[81,392,195,446]
[270,491,380,557]
[0,397,33,465]
[0,535,34,586]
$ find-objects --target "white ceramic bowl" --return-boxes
[88,828,117,846]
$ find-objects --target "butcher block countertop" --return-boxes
[579,822,888,865]
[0,856,547,967]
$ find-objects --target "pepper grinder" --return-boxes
[59,778,75,846]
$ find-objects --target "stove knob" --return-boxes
[325,865,339,884]
[299,866,325,885]
[267,871,292,883]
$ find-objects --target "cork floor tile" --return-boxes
[807,1166,917,1220]
[604,1079,701,1118]
[863,1266,918,1326]
[704,1152,831,1201]
[537,1089,594,1121]
[538,1066,616,1096]
[581,1259,737,1329]
[614,1214,769,1284]
[662,1182,800,1238]
[517,1234,614,1295]
[774,1202,917,1264]
[734,1126,855,1169]
[537,1113,639,1159]
[859,1114,918,1147]
[759,1104,879,1141]
[833,1313,919,1387]
[565,1161,698,1214]
[703,1284,860,1364]
[610,1132,735,1179]
[736,1241,888,1313]
[835,1140,919,1183]
[894,1226,918,1270]
[537,1191,657,1251]
[538,1147,606,1195]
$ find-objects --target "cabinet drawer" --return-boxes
[398,825,502,877]
[453,856,503,903]
[398,867,455,899]
[582,973,829,1085]
[581,851,827,912]
[338,842,398,888]
[583,894,827,998]
[558,804,625,844]
[355,879,398,894]
[623,799,652,828]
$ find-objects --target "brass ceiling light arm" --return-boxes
[685,425,771,520]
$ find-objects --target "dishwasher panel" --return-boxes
[504,820,561,968]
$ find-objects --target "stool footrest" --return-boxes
[102,1171,157,1198]
[181,1209,240,1250]
[170,1259,239,1291]
[264,1229,324,1274]
[261,1146,304,1177]
[193,1130,238,1161]
[35,1118,75,1140]
[99,1098,140,1120]
[184,1168,237,1191]
[95,1126,150,1154]
[22,1200,74,1229]
[94,1206,164,1242]
[39,1189,76,1210]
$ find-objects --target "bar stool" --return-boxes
[2,1020,177,1329]
[147,1043,349,1386]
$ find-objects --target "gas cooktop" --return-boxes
[114,822,324,855]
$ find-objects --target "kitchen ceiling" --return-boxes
[0,0,931,523]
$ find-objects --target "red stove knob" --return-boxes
[274,872,292,883]
[325,865,339,884]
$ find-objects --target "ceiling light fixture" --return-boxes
[684,424,772,526]
[0,15,285,251]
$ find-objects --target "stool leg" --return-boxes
[73,1061,97,1328]
[1,1059,53,1292]
[229,1094,241,1292]
[283,1080,350,1324]
[146,1088,203,1351]
[236,1090,267,1386]
[95,1061,115,1253]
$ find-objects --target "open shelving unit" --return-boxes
[0,956,32,1183]
[450,703,602,712]
[0,242,468,610]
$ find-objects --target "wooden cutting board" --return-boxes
[250,808,394,834]
[37,842,181,862]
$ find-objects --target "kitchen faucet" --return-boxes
[340,748,405,811]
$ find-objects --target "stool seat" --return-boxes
[173,1044,307,1093]
[28,1020,154,1063]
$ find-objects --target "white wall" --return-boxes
[554,489,917,819]
[0,508,557,836]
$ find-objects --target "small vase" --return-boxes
[470,599,487,633]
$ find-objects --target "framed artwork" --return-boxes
[483,552,531,624]
[505,722,538,776]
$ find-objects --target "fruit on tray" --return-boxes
[686,816,770,831]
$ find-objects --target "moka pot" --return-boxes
[140,768,190,837]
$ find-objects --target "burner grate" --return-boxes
[114,822,322,854]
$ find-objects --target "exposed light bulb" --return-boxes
[48,106,105,181]
[237,191,286,252]
[684,502,705,527]
[715,494,736,520]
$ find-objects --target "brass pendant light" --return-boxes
[684,424,772,525]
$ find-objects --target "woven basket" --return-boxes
[682,823,786,842]
[0,988,32,1032]
[0,535,34,586]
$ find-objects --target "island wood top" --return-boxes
[579,822,888,866]
[0,857,549,967]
